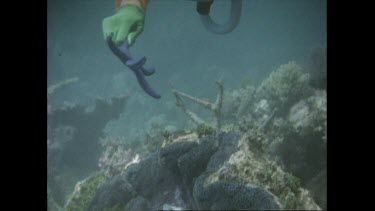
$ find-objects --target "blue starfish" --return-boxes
[107,36,161,99]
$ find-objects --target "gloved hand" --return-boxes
[103,4,145,46]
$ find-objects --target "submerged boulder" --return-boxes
[88,132,279,210]
[85,131,320,210]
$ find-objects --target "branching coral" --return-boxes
[171,81,223,132]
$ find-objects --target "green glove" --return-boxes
[103,4,145,46]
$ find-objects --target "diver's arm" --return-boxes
[115,0,148,10]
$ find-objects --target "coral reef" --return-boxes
[145,114,177,137]
[221,61,313,134]
[135,114,181,154]
[287,90,327,140]
[98,136,140,178]
[193,179,279,210]
[125,196,151,211]
[195,123,216,138]
[305,168,327,209]
[87,132,319,210]
[48,96,129,172]
[255,61,312,115]
[47,96,128,208]
[143,132,165,153]
[65,171,107,211]
[206,132,321,210]
[221,84,256,125]
[265,90,327,204]
[218,61,326,208]
[56,60,326,210]
[235,85,257,119]
[161,130,198,147]
[307,45,327,90]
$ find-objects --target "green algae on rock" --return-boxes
[65,171,107,211]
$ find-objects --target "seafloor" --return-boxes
[48,53,327,210]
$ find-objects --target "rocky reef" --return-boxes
[65,171,107,211]
[222,61,327,209]
[84,130,320,210]
[57,60,326,210]
[89,132,277,210]
[47,90,128,209]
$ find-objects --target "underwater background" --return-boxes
[48,0,326,210]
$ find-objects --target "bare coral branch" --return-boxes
[213,80,224,130]
[47,77,79,97]
[173,89,212,110]
[171,80,224,132]
[172,89,205,125]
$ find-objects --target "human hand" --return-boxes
[103,4,145,46]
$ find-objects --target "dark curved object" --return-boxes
[198,0,243,34]
[107,36,161,99]
[196,0,214,15]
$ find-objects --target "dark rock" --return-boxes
[89,175,136,211]
[159,141,198,171]
[90,132,279,210]
[124,196,151,211]
[306,169,327,209]
[124,152,181,200]
[193,175,279,210]
[206,132,240,172]
[177,135,218,184]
